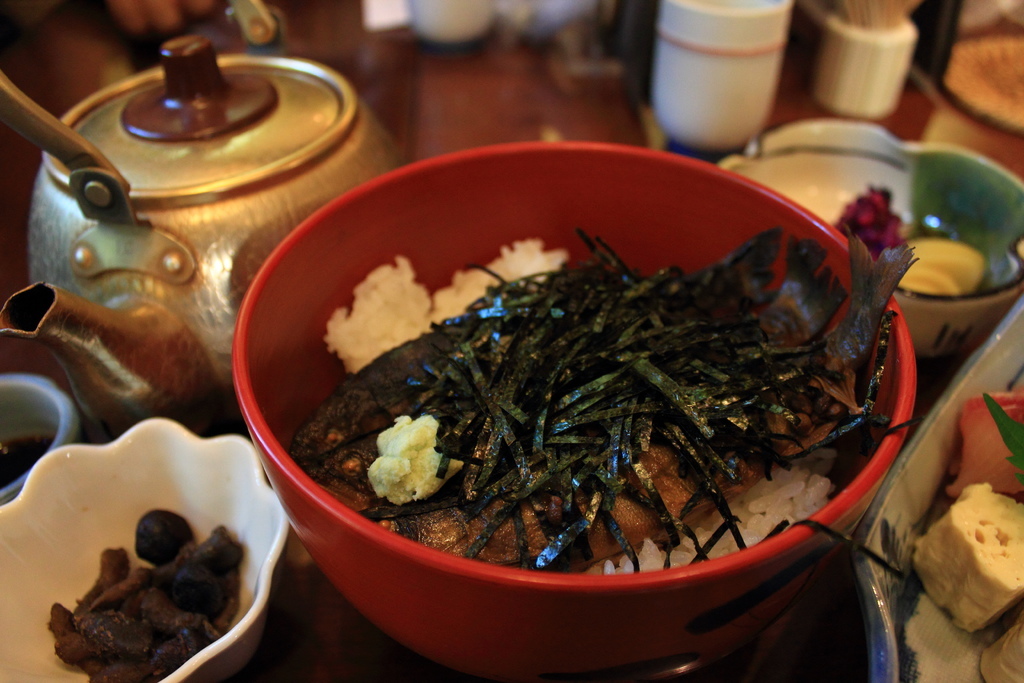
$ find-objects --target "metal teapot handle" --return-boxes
[0,68,142,227]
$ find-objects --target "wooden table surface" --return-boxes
[1,1,1022,680]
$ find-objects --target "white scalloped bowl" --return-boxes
[0,418,290,682]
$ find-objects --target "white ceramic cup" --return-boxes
[407,0,496,50]
[0,374,81,504]
[812,14,918,120]
[651,0,794,155]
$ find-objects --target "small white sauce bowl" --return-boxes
[0,373,81,504]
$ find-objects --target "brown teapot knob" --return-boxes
[122,35,277,141]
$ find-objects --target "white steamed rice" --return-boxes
[325,239,568,373]
[325,239,839,571]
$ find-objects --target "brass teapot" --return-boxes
[0,23,402,438]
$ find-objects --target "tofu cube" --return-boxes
[913,483,1024,632]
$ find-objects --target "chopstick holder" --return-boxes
[812,13,918,119]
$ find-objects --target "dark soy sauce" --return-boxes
[0,435,53,487]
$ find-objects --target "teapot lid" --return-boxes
[43,36,358,204]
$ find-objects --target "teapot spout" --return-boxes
[0,283,226,438]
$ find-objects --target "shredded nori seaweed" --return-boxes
[360,229,892,571]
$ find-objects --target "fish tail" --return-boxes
[826,237,916,370]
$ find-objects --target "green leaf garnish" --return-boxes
[983,393,1024,485]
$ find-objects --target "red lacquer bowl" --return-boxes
[233,142,916,681]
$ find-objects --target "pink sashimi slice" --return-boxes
[946,390,1024,499]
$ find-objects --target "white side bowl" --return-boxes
[853,294,1024,682]
[0,418,290,682]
